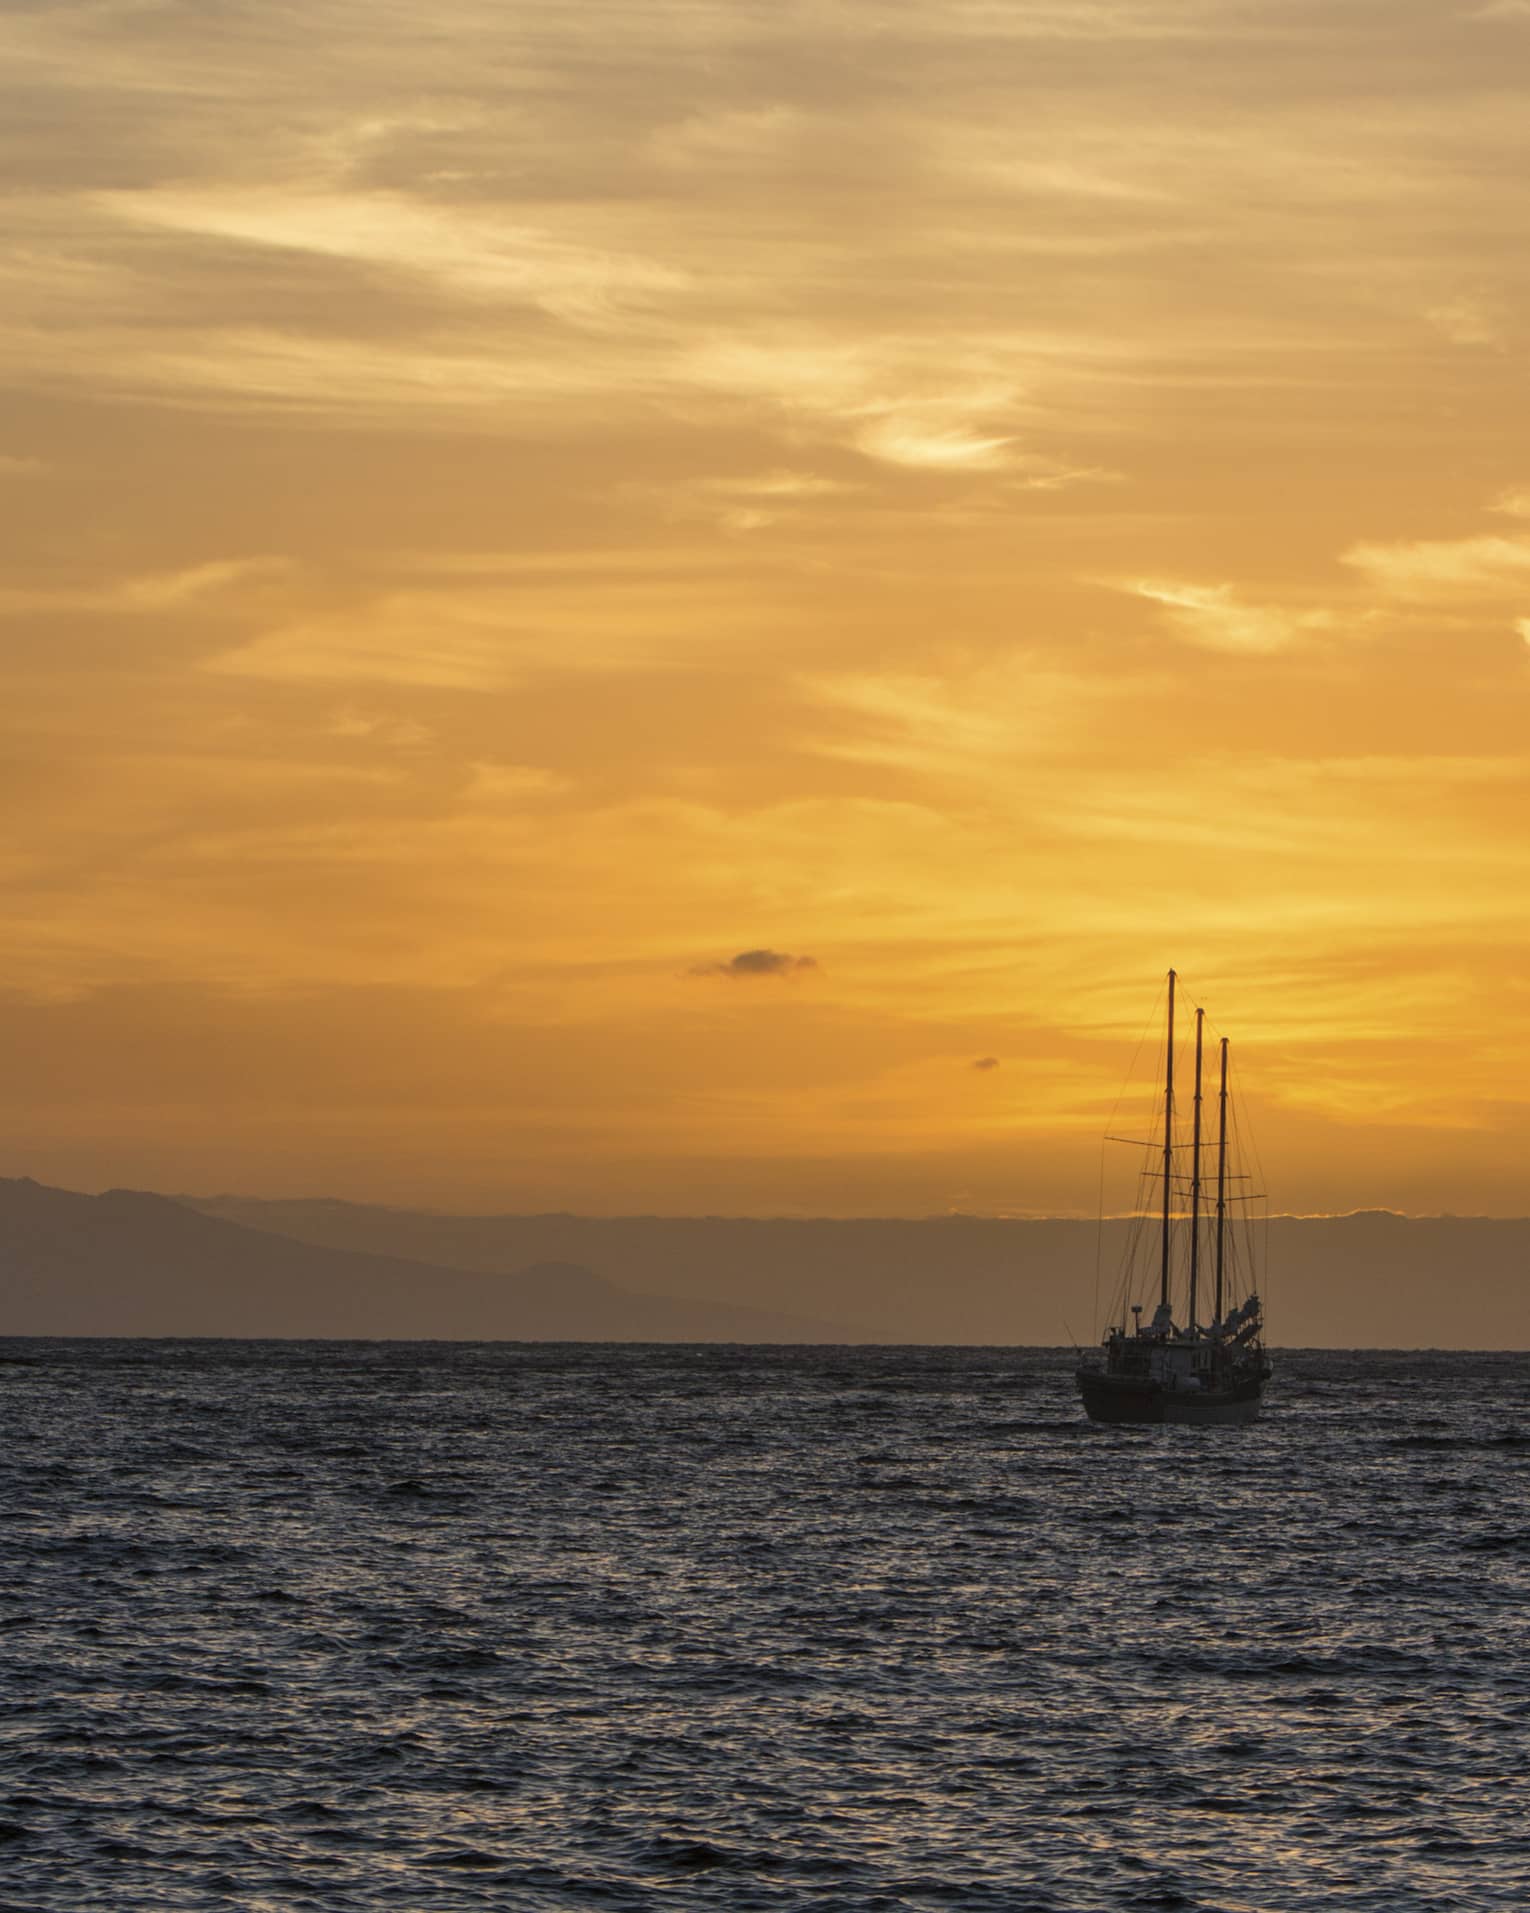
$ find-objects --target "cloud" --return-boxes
[800,658,1123,783]
[466,762,573,803]
[207,559,783,687]
[0,557,291,618]
[697,469,855,501]
[102,188,690,327]
[1341,497,1530,628]
[1122,579,1331,653]
[649,467,862,533]
[1424,297,1508,349]
[1343,529,1530,599]
[691,949,819,979]
[854,419,1016,472]
[972,1056,1000,1070]
[1008,460,1122,493]
[326,707,436,749]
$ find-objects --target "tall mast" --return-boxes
[1189,1006,1204,1330]
[1214,1036,1229,1322]
[1160,968,1175,1313]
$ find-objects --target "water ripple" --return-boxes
[0,1342,1526,1909]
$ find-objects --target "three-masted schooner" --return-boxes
[1075,970,1271,1425]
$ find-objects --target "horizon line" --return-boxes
[9,1176,1530,1225]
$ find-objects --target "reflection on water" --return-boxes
[1,1342,1527,1909]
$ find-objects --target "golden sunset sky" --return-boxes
[5,0,1530,1214]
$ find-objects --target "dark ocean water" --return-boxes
[1,1343,1527,1912]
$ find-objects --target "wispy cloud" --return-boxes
[1343,525,1530,599]
[1122,580,1331,653]
[466,762,573,803]
[800,658,1122,782]
[103,189,691,326]
[207,563,787,687]
[0,558,290,618]
[854,418,1017,472]
[1424,296,1509,349]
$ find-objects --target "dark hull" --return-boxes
[1076,1367,1266,1427]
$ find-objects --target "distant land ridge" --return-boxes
[2,1177,1527,1345]
[0,1178,842,1341]
[189,1193,1530,1348]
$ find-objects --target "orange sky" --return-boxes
[4,0,1530,1214]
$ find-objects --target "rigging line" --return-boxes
[1093,977,1168,1343]
[1106,1139,1251,1157]
[1246,1084,1273,1311]
[1175,973,1236,1052]
[1092,1144,1105,1345]
[1227,1080,1270,1327]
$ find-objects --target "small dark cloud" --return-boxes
[972,1056,1000,1070]
[691,948,819,979]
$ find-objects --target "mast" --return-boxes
[1215,1036,1229,1322]
[1160,968,1175,1313]
[1189,1006,1204,1330]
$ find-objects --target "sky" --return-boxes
[4,0,1530,1215]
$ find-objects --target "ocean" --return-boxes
[2,1342,1526,1910]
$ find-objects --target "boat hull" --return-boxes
[1075,1367,1265,1427]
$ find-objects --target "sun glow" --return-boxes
[4,0,1530,1213]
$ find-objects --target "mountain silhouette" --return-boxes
[0,1178,842,1341]
[5,1177,1527,1344]
[193,1196,1530,1347]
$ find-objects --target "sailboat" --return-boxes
[1075,969,1271,1426]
